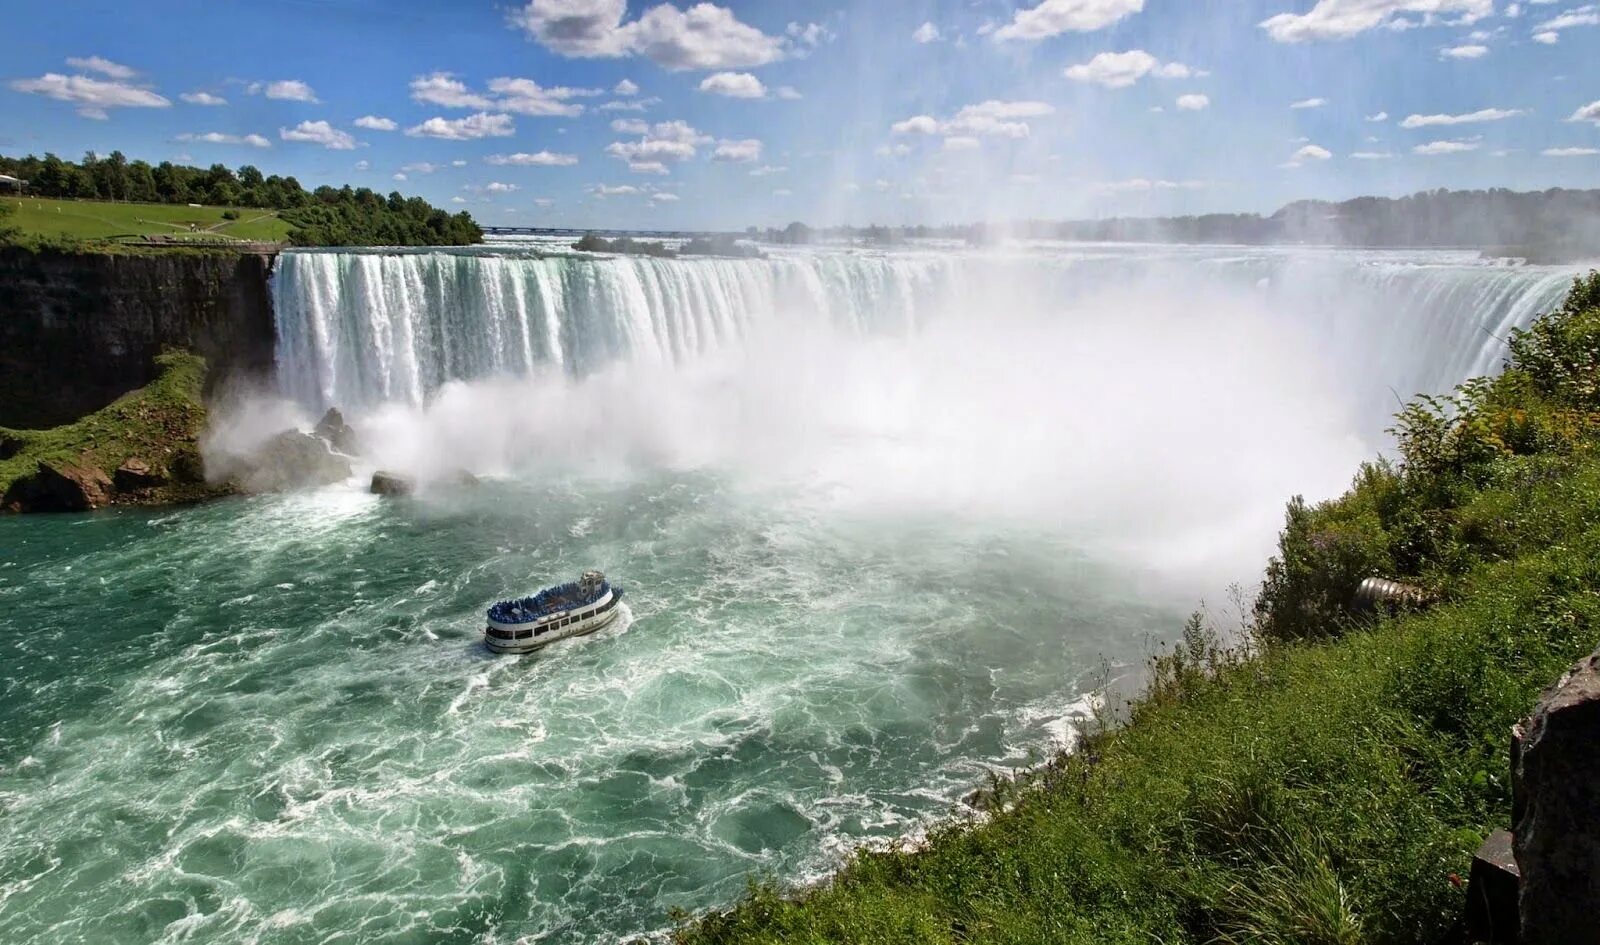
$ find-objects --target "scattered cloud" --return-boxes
[588,183,642,197]
[1543,146,1599,156]
[354,115,398,131]
[402,162,441,174]
[614,78,639,95]
[1568,100,1600,124]
[65,55,137,79]
[405,112,516,140]
[1366,111,1389,122]
[509,0,787,70]
[1064,50,1199,88]
[1282,143,1333,167]
[1413,137,1482,154]
[913,21,942,43]
[1291,97,1328,109]
[486,150,579,166]
[9,70,170,119]
[280,119,357,149]
[1533,30,1559,43]
[712,137,763,162]
[775,85,802,100]
[994,0,1146,42]
[1261,0,1492,42]
[392,172,407,181]
[943,136,982,151]
[1176,93,1210,111]
[248,79,319,102]
[1440,43,1489,58]
[180,91,227,106]
[355,160,370,171]
[177,131,271,148]
[750,164,787,176]
[698,71,767,99]
[409,72,598,118]
[1351,151,1395,159]
[1400,107,1524,127]
[891,100,1055,141]
[606,118,713,172]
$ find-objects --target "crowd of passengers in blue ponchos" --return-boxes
[488,580,610,625]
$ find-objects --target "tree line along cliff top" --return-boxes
[0,151,482,249]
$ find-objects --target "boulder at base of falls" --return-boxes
[113,457,167,492]
[314,408,359,456]
[238,431,352,493]
[1515,647,1600,945]
[370,471,415,496]
[2,460,114,512]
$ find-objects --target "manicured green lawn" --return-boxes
[0,196,291,243]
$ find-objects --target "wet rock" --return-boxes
[2,460,113,512]
[370,471,414,496]
[1515,647,1600,945]
[113,457,167,492]
[238,430,352,493]
[314,407,359,455]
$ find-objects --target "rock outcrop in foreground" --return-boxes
[0,351,222,513]
[1515,647,1600,945]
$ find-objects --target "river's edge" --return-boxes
[671,272,1600,944]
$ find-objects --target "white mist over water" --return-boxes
[265,241,1574,587]
[0,241,1583,945]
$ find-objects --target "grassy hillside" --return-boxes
[0,351,227,509]
[0,196,290,244]
[677,272,1600,945]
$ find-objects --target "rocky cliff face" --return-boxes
[0,248,277,428]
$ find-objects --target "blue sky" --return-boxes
[5,0,1599,229]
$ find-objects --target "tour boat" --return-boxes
[484,570,624,654]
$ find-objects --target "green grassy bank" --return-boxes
[676,273,1600,945]
[0,351,226,509]
[0,196,291,245]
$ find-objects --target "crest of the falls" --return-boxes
[272,242,1577,428]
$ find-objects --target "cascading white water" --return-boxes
[271,242,1578,426]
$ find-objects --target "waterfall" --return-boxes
[271,243,1579,424]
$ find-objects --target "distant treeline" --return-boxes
[0,151,482,247]
[757,189,1600,260]
[1051,189,1600,256]
[574,232,766,260]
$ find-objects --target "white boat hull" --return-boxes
[484,589,623,654]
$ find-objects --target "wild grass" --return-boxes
[0,351,222,504]
[674,273,1600,945]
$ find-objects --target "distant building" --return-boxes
[0,174,27,194]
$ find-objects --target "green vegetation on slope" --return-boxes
[0,151,482,247]
[677,272,1600,945]
[0,351,225,509]
[0,196,292,243]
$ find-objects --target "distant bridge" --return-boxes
[483,227,740,240]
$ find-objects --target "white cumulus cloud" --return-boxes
[913,22,942,43]
[1544,146,1600,156]
[1441,43,1489,57]
[280,120,357,149]
[486,151,580,166]
[249,79,319,103]
[1261,0,1492,42]
[1176,93,1211,111]
[177,131,271,148]
[65,56,137,79]
[1414,137,1482,154]
[354,115,398,131]
[1063,50,1198,89]
[9,71,170,119]
[1400,107,1524,127]
[1291,97,1328,109]
[509,0,787,70]
[698,71,767,98]
[180,91,227,106]
[994,0,1146,41]
[712,138,763,162]
[405,113,516,140]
